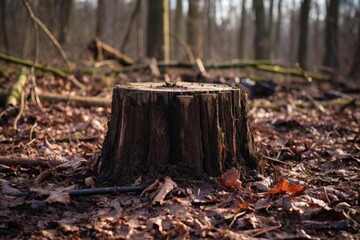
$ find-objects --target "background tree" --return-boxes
[96,0,105,39]
[274,0,282,59]
[174,0,183,60]
[0,0,9,54]
[187,0,202,58]
[348,10,360,81]
[121,0,141,52]
[268,0,274,58]
[323,0,340,69]
[297,0,311,69]
[58,0,73,45]
[238,0,247,59]
[146,0,170,61]
[253,0,268,59]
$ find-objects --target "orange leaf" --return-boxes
[219,168,242,190]
[266,178,305,196]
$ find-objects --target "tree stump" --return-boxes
[98,82,257,183]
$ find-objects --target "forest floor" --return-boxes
[0,69,359,239]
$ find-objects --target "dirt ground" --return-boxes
[0,69,359,239]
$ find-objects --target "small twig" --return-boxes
[0,106,16,120]
[170,32,196,64]
[323,186,331,205]
[14,90,25,130]
[29,121,38,141]
[229,211,246,228]
[22,0,72,69]
[29,67,43,110]
[306,94,325,113]
[263,155,291,166]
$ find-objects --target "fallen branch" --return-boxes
[0,89,111,108]
[38,91,111,107]
[0,52,67,77]
[88,38,134,66]
[0,156,67,168]
[6,185,147,198]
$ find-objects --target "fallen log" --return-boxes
[0,52,67,77]
[6,67,28,107]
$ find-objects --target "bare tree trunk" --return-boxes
[253,0,268,59]
[121,0,141,52]
[58,0,73,45]
[297,0,311,69]
[111,1,120,48]
[268,0,274,58]
[146,0,170,61]
[349,11,360,81]
[313,2,321,65]
[0,0,9,54]
[96,0,106,39]
[289,0,297,62]
[238,0,246,59]
[274,0,282,59]
[136,1,144,58]
[187,0,202,58]
[323,0,340,69]
[174,0,183,60]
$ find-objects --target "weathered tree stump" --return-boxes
[98,82,257,183]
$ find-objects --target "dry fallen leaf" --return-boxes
[219,167,242,190]
[152,176,177,205]
[84,176,96,187]
[46,191,71,204]
[266,178,305,196]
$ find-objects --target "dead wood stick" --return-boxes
[66,185,146,197]
[6,185,147,198]
[0,52,67,77]
[0,157,66,168]
[0,89,111,108]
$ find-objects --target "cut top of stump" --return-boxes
[119,82,233,93]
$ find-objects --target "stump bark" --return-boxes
[98,82,257,183]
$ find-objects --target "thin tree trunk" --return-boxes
[349,11,360,81]
[289,0,296,62]
[297,0,311,69]
[206,0,215,61]
[96,0,106,39]
[146,0,170,61]
[268,0,274,58]
[136,1,144,58]
[313,2,320,65]
[0,0,9,54]
[253,0,268,59]
[58,0,73,45]
[187,0,202,58]
[238,0,246,59]
[323,0,340,69]
[274,0,282,59]
[174,0,183,60]
[121,0,141,52]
